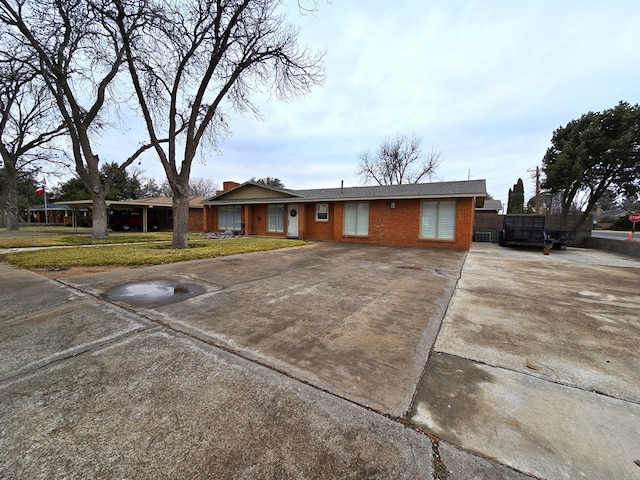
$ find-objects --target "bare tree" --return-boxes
[145,177,216,197]
[189,177,219,197]
[358,133,441,185]
[111,0,325,248]
[139,177,165,198]
[0,0,163,238]
[0,46,67,230]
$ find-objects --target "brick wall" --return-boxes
[188,208,203,231]
[204,207,217,232]
[319,197,474,250]
[303,203,335,240]
[203,198,477,250]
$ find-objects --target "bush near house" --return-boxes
[610,216,634,231]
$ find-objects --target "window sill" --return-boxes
[419,237,456,243]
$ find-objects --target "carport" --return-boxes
[63,199,170,232]
[62,196,207,232]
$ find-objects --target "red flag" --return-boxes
[36,184,45,195]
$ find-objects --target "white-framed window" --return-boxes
[421,200,456,239]
[315,203,329,221]
[343,202,369,236]
[267,205,284,232]
[218,205,242,230]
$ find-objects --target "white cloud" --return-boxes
[86,0,640,208]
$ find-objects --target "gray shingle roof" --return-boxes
[28,202,73,211]
[295,180,487,200]
[206,179,487,204]
[476,199,503,212]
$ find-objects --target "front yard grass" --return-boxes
[0,231,184,248]
[0,238,307,269]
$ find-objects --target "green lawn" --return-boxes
[0,237,307,269]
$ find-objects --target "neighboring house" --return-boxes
[203,180,487,250]
[61,196,208,231]
[28,203,76,225]
[475,199,503,214]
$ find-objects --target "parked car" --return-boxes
[108,210,159,231]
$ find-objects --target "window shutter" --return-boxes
[344,203,357,235]
[356,203,369,235]
[233,206,242,230]
[421,203,437,238]
[438,201,456,239]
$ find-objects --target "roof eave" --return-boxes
[206,181,301,202]
[205,192,486,205]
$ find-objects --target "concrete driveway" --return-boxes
[411,243,640,479]
[57,242,465,417]
[1,241,639,479]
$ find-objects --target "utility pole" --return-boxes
[526,166,542,213]
[535,166,541,214]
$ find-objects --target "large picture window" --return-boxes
[421,201,456,239]
[218,205,242,230]
[267,205,284,232]
[343,202,369,236]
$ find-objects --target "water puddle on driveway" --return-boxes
[102,279,205,307]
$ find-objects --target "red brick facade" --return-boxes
[203,197,477,250]
[187,208,204,231]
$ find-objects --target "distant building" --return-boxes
[475,199,503,214]
[28,203,77,225]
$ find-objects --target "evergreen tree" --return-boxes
[251,177,286,188]
[56,163,142,201]
[507,178,525,213]
[542,101,640,231]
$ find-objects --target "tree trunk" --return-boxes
[91,192,109,239]
[4,179,19,231]
[172,192,190,249]
[3,155,20,230]
[5,195,19,230]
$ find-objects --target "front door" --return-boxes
[287,204,299,238]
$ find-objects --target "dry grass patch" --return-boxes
[0,231,186,248]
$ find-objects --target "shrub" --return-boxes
[610,216,633,231]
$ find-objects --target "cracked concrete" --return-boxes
[411,243,640,479]
[2,241,637,478]
[59,242,464,417]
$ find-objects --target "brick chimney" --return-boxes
[216,181,240,194]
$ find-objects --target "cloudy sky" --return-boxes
[102,0,640,208]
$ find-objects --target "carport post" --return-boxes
[143,207,148,233]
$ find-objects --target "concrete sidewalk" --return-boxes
[1,241,638,478]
